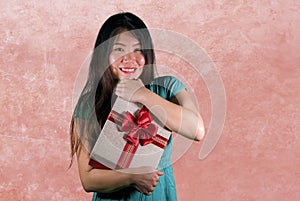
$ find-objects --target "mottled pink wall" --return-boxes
[1,1,299,201]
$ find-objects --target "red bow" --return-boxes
[121,107,158,146]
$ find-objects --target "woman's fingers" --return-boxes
[115,79,145,102]
[131,168,164,195]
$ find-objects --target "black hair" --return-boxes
[70,12,157,163]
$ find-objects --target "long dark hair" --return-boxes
[70,12,157,165]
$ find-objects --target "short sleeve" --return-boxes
[73,94,94,120]
[148,76,186,101]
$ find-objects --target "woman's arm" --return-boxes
[135,87,205,141]
[75,134,163,194]
[77,146,130,192]
[115,79,205,141]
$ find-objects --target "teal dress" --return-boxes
[91,76,186,201]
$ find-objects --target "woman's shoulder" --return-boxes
[151,76,185,89]
[151,75,180,83]
[149,76,186,100]
[73,92,94,120]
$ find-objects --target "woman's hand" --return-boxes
[115,79,145,102]
[122,166,164,195]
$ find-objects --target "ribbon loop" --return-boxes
[121,106,158,146]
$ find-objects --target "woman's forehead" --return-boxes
[114,31,140,45]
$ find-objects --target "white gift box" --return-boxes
[90,97,171,169]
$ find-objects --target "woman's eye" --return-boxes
[134,48,142,52]
[114,47,124,52]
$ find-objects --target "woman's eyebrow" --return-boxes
[113,42,141,46]
[133,43,141,47]
[113,42,125,46]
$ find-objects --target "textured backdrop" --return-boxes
[1,0,299,200]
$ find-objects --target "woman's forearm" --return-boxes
[80,168,132,193]
[77,147,132,192]
[77,147,162,194]
[135,88,205,141]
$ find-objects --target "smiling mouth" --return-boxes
[119,67,137,74]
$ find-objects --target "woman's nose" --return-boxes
[122,52,135,62]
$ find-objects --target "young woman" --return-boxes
[70,12,205,201]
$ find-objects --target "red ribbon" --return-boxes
[121,107,158,146]
[92,106,169,169]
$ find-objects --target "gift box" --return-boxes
[89,97,171,169]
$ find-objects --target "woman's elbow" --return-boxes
[194,119,205,141]
[79,172,98,193]
[81,178,94,193]
[80,175,113,193]
[194,127,205,141]
[182,113,205,141]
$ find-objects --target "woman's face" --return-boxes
[109,31,145,80]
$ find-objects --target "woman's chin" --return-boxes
[124,75,139,80]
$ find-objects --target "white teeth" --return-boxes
[120,68,135,73]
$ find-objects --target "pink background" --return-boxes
[1,0,299,200]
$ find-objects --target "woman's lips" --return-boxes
[119,67,137,74]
